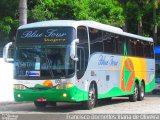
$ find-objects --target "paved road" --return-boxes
[0,94,160,114]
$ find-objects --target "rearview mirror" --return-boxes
[70,39,79,61]
[3,42,14,63]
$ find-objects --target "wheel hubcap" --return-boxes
[141,85,144,97]
[89,89,95,105]
[135,86,138,99]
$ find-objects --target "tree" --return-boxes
[125,0,150,35]
[29,0,124,27]
[0,0,19,44]
[0,0,160,46]
[152,0,160,45]
[119,0,127,31]
[19,0,27,25]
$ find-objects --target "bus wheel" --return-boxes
[34,101,47,108]
[129,83,138,102]
[84,83,96,110]
[138,82,145,101]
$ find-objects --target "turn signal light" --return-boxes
[56,83,74,89]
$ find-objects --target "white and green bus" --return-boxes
[5,20,155,109]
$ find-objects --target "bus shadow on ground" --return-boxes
[34,93,159,112]
[37,97,129,113]
[97,97,129,107]
[36,102,84,113]
[145,92,160,97]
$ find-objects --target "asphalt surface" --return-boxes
[0,94,160,114]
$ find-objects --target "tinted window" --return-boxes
[126,37,154,58]
[150,43,154,58]
[136,40,143,57]
[103,32,116,54]
[116,35,124,55]
[143,41,151,57]
[126,37,136,56]
[89,28,103,54]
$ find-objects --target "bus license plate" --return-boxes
[37,98,47,102]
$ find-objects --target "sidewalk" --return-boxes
[0,58,14,103]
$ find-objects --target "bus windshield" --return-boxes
[14,27,76,79]
[14,45,75,79]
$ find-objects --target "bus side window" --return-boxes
[126,37,139,57]
[136,40,143,57]
[111,34,117,54]
[126,38,132,56]
[77,26,89,79]
[89,28,103,54]
[103,32,116,54]
[116,35,124,55]
[143,41,151,58]
[150,43,154,58]
[103,32,112,53]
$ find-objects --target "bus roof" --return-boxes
[18,20,153,42]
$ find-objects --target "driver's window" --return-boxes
[77,26,89,79]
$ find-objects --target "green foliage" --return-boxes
[0,0,19,44]
[73,0,124,26]
[0,0,160,45]
[0,0,19,18]
[0,16,19,44]
[28,0,75,21]
[0,17,12,35]
[28,0,124,27]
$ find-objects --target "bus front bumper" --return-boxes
[14,86,88,102]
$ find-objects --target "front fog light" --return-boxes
[17,94,21,98]
[13,84,27,90]
[56,83,74,89]
[63,93,67,97]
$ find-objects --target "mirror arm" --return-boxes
[70,39,79,61]
[3,42,14,62]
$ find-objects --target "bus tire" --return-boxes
[83,83,97,110]
[34,101,47,108]
[129,83,139,102]
[138,82,145,101]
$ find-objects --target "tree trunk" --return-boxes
[122,0,127,32]
[153,0,158,45]
[153,24,158,45]
[19,0,27,26]
[122,20,127,32]
[138,17,142,35]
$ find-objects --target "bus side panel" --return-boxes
[97,56,155,99]
[75,53,127,99]
[75,53,155,101]
[145,59,155,92]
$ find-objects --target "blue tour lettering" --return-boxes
[98,55,108,65]
[98,55,118,66]
[45,29,67,37]
[21,31,43,38]
[20,29,67,39]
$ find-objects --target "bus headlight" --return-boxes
[56,83,74,89]
[13,84,27,90]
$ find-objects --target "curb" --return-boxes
[0,101,32,106]
[0,101,17,106]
